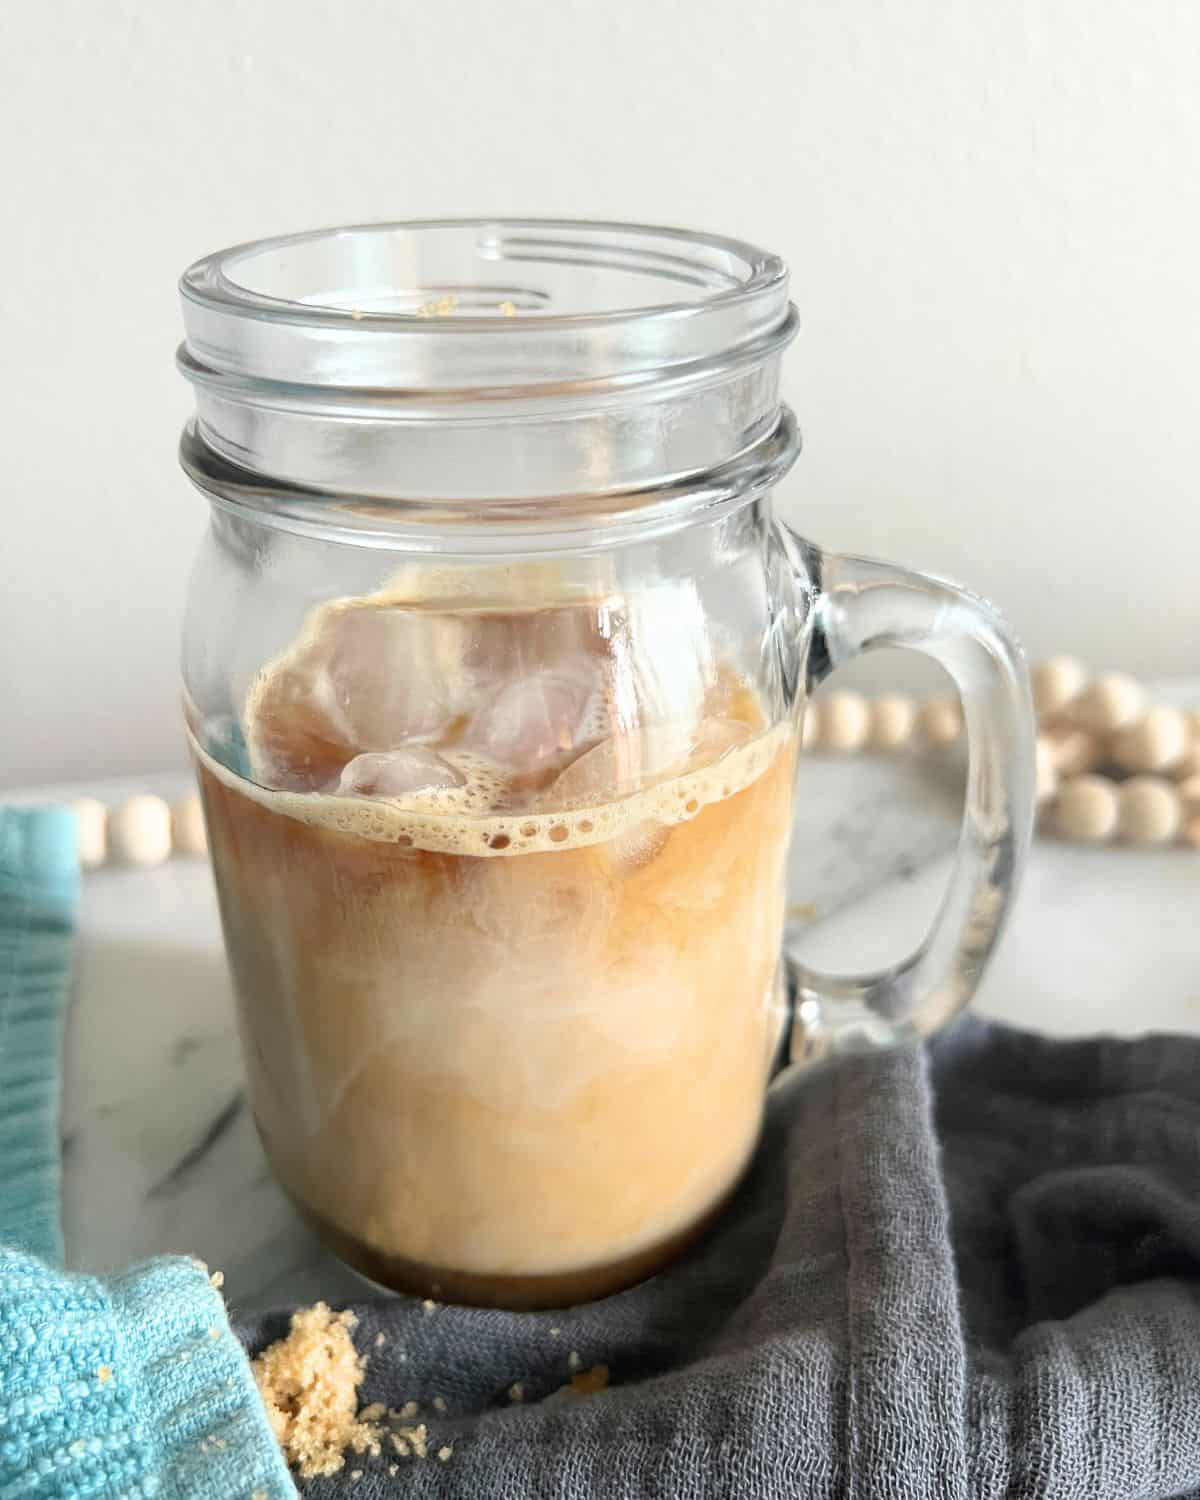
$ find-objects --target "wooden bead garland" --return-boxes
[1043,726,1102,776]
[1055,775,1119,843]
[171,795,209,856]
[918,698,964,749]
[818,691,872,752]
[108,795,173,867]
[1070,673,1146,735]
[805,656,1198,851]
[1030,659,1195,848]
[72,793,207,870]
[868,694,918,751]
[71,798,109,871]
[67,663,1200,869]
[1111,707,1189,774]
[1031,656,1088,717]
[1034,738,1058,804]
[1116,775,1183,845]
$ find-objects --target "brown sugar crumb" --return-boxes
[438,1445,454,1462]
[350,1470,362,1482]
[388,1464,398,1476]
[498,301,517,317]
[358,1402,386,1423]
[97,1366,113,1385]
[432,1395,447,1413]
[373,1332,387,1348]
[549,1327,561,1338]
[570,1364,610,1397]
[397,1423,428,1459]
[421,1298,438,1315]
[416,296,457,319]
[391,1435,411,1458]
[251,1302,382,1480]
[507,1381,525,1404]
[567,1351,582,1372]
[209,1270,225,1290]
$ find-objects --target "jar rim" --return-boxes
[181,217,786,331]
[177,218,797,503]
[179,218,792,391]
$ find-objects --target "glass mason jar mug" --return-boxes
[178,221,1034,1308]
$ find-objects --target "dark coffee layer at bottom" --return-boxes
[288,1181,741,1310]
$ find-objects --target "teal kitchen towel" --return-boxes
[0,805,78,1263]
[0,805,295,1500]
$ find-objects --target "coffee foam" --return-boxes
[189,722,792,859]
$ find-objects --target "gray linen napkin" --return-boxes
[242,1016,1200,1498]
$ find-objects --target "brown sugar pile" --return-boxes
[252,1303,382,1479]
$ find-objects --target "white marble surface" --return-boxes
[9,748,1199,1318]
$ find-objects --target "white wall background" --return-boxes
[3,0,1198,787]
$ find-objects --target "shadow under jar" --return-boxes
[177,220,1034,1308]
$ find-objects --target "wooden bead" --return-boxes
[1116,775,1182,846]
[1043,725,1101,776]
[1171,741,1200,780]
[71,798,108,870]
[820,691,871,752]
[1055,775,1119,843]
[1070,673,1146,734]
[1032,656,1088,717]
[171,795,208,857]
[918,698,963,748]
[1035,737,1058,803]
[109,795,173,866]
[869,694,917,750]
[1111,706,1190,774]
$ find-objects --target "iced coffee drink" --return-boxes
[192,576,796,1306]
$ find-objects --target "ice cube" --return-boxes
[616,582,714,742]
[551,725,692,807]
[687,716,755,769]
[464,602,610,678]
[324,606,485,747]
[460,669,604,771]
[336,748,464,799]
[244,598,490,790]
[245,590,622,793]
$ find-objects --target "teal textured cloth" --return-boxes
[0,806,295,1500]
[0,808,78,1263]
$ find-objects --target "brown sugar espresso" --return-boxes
[194,584,796,1306]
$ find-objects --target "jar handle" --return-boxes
[785,541,1036,1063]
